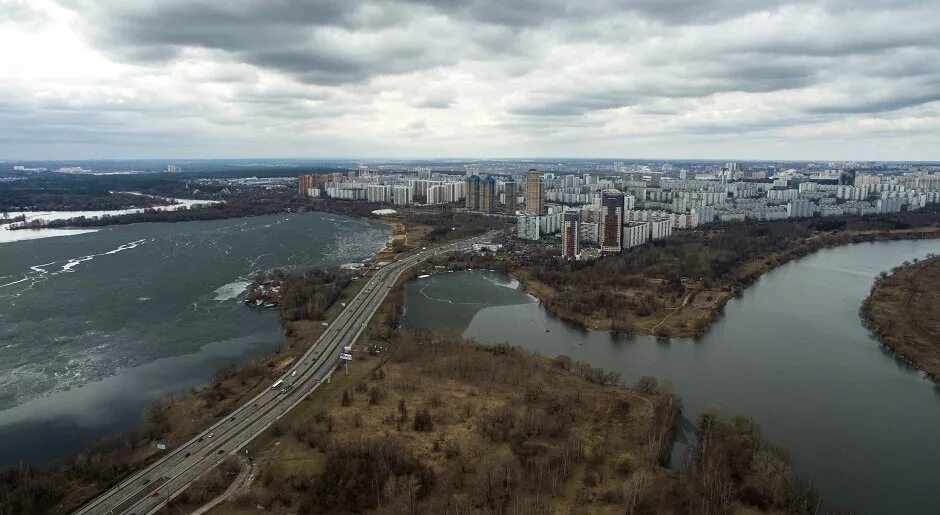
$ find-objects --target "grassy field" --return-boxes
[201,336,676,514]
[195,331,814,514]
[861,254,940,381]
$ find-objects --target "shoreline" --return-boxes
[0,217,469,513]
[859,254,940,383]
[431,227,940,339]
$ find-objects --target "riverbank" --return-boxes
[429,217,940,338]
[400,239,940,513]
[0,257,377,513]
[860,254,940,382]
[0,212,393,513]
[0,214,490,513]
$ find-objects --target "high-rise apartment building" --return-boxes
[504,180,518,214]
[599,191,624,253]
[298,174,313,196]
[465,175,481,210]
[298,173,329,197]
[481,176,497,213]
[525,169,545,215]
[562,211,581,260]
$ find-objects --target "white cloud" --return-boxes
[0,0,938,160]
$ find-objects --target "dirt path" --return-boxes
[190,457,255,515]
[649,291,694,333]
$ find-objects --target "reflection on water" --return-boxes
[402,239,940,514]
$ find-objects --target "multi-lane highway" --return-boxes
[74,232,496,515]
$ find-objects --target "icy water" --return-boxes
[402,239,940,514]
[0,211,389,465]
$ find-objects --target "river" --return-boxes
[401,239,940,514]
[0,211,389,466]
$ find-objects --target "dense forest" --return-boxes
[1,187,172,213]
[11,190,306,229]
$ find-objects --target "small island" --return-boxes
[861,254,940,381]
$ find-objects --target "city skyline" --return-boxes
[1,1,939,161]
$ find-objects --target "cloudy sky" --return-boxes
[1,0,939,161]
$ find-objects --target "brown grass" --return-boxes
[862,255,940,380]
[203,335,696,514]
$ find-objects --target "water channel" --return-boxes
[401,238,940,514]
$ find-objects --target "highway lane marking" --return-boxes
[78,234,498,515]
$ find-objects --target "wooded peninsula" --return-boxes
[860,254,940,382]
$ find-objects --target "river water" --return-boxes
[401,239,940,514]
[0,212,389,466]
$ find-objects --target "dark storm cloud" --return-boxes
[68,0,461,85]
[509,57,819,118]
[509,94,637,117]
[68,0,833,87]
[808,91,940,115]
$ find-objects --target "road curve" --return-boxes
[73,232,496,515]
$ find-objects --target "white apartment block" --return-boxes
[367,185,394,203]
[787,200,814,218]
[539,210,564,235]
[517,214,541,240]
[580,222,598,244]
[392,185,413,205]
[326,186,367,200]
[690,206,715,227]
[650,217,673,240]
[876,197,903,213]
[767,188,799,202]
[623,221,650,249]
[624,194,636,211]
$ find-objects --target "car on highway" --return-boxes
[208,433,214,438]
